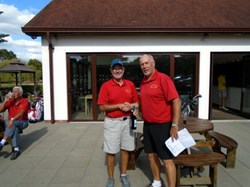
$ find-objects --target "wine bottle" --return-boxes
[130,105,137,130]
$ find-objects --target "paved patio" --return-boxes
[0,119,249,187]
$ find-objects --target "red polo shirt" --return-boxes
[98,78,139,118]
[5,97,29,120]
[140,70,179,123]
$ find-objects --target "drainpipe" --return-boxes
[46,32,55,124]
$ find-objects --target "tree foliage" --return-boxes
[27,59,43,81]
[0,33,9,43]
[0,49,16,60]
[0,58,43,84]
[28,59,42,70]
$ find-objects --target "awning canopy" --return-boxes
[0,62,36,73]
[0,62,36,92]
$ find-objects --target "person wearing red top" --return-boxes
[139,54,181,187]
[98,58,139,187]
[0,86,29,160]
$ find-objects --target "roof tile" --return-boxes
[22,0,250,35]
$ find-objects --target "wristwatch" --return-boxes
[172,123,178,128]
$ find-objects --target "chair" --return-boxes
[84,94,92,114]
[207,131,238,168]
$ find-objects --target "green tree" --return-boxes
[0,12,9,43]
[0,49,16,61]
[28,59,42,81]
[28,59,42,70]
[0,33,9,43]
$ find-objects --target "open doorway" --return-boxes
[211,52,250,120]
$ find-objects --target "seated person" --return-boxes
[0,114,5,131]
[0,115,5,142]
[0,86,29,160]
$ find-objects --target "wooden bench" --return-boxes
[207,131,238,168]
[194,139,215,148]
[173,152,225,187]
[127,132,144,170]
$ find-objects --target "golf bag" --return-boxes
[28,97,44,123]
[181,94,202,119]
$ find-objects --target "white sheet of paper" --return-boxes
[165,128,196,157]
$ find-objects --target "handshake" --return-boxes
[119,102,133,112]
[119,102,138,117]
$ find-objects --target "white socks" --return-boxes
[14,147,19,152]
[0,139,6,145]
[152,180,161,187]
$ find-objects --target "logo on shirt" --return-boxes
[150,84,158,89]
[125,89,132,93]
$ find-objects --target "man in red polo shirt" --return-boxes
[0,86,29,160]
[98,58,139,187]
[139,54,181,187]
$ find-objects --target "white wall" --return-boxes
[41,41,51,121]
[42,34,250,121]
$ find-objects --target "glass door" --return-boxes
[153,55,170,77]
[66,53,199,121]
[67,55,92,121]
[242,55,250,114]
[96,55,118,120]
[121,55,143,90]
[174,54,197,101]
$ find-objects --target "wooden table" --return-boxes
[178,116,214,134]
[178,116,215,150]
[127,117,214,170]
[174,117,224,187]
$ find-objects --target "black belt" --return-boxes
[106,116,130,121]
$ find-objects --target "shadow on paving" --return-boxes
[20,126,48,151]
[0,126,48,159]
[136,152,169,187]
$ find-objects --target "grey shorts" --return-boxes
[103,117,135,154]
[218,90,227,98]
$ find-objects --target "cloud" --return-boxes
[0,3,42,61]
[1,36,41,61]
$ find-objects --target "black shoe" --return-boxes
[10,151,21,160]
[0,143,3,151]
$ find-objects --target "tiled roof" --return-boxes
[22,0,250,36]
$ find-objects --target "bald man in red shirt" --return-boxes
[139,54,181,187]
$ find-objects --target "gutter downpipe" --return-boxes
[46,32,55,124]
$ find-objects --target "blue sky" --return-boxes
[0,0,51,61]
[1,0,50,13]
